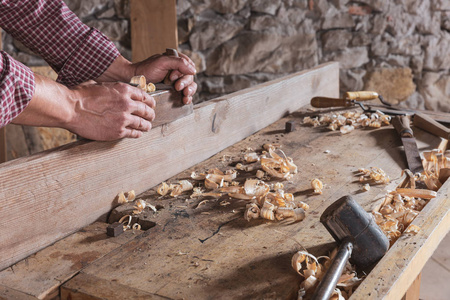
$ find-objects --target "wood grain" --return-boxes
[59,103,442,299]
[0,222,143,300]
[130,0,178,62]
[0,63,339,271]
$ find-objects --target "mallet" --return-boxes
[311,195,390,300]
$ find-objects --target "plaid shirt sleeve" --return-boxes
[0,0,120,126]
[0,51,35,127]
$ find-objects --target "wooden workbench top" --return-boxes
[0,63,448,300]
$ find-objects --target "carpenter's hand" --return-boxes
[68,82,155,141]
[132,52,197,105]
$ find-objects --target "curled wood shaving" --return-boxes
[130,75,146,90]
[117,190,136,204]
[292,250,361,300]
[130,75,155,93]
[303,111,391,134]
[311,178,324,194]
[244,152,259,163]
[156,143,306,223]
[244,203,260,221]
[395,188,437,199]
[357,167,390,184]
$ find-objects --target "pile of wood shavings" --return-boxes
[156,144,309,222]
[303,110,391,134]
[291,250,362,300]
[371,148,449,246]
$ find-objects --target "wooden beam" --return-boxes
[130,0,178,62]
[402,273,421,300]
[0,62,339,271]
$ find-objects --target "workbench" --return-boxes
[0,63,448,300]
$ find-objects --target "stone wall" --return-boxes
[2,0,450,110]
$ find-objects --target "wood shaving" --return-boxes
[304,111,391,134]
[117,190,136,204]
[371,149,448,245]
[356,167,390,184]
[311,178,323,194]
[154,143,307,223]
[292,250,361,299]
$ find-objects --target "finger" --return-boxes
[183,95,193,105]
[122,128,143,139]
[130,100,156,122]
[127,115,152,132]
[128,86,156,109]
[169,70,183,82]
[177,52,195,69]
[182,82,197,97]
[174,75,195,92]
[164,56,196,76]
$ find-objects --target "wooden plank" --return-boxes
[60,108,442,299]
[0,62,339,271]
[130,0,178,62]
[0,222,144,300]
[0,285,37,300]
[61,273,168,300]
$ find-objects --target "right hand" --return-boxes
[67,82,156,141]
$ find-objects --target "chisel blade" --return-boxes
[400,136,424,174]
[392,115,424,174]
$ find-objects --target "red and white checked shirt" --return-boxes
[0,0,120,127]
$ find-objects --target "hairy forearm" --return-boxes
[95,55,135,83]
[11,74,75,128]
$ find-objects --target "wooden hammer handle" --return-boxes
[311,97,352,108]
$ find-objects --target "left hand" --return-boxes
[132,52,197,105]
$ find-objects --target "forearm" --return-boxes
[12,74,75,128]
[95,55,135,83]
[0,0,120,87]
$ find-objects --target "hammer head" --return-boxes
[320,195,389,270]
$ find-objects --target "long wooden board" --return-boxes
[130,0,178,62]
[0,62,339,271]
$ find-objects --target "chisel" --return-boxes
[392,115,424,175]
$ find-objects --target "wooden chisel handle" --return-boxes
[311,97,352,108]
[392,115,414,137]
[163,48,179,85]
[344,91,379,101]
[413,113,450,140]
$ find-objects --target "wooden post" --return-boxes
[130,0,178,62]
[402,273,421,300]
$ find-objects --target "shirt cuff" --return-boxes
[0,51,35,127]
[56,28,120,87]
